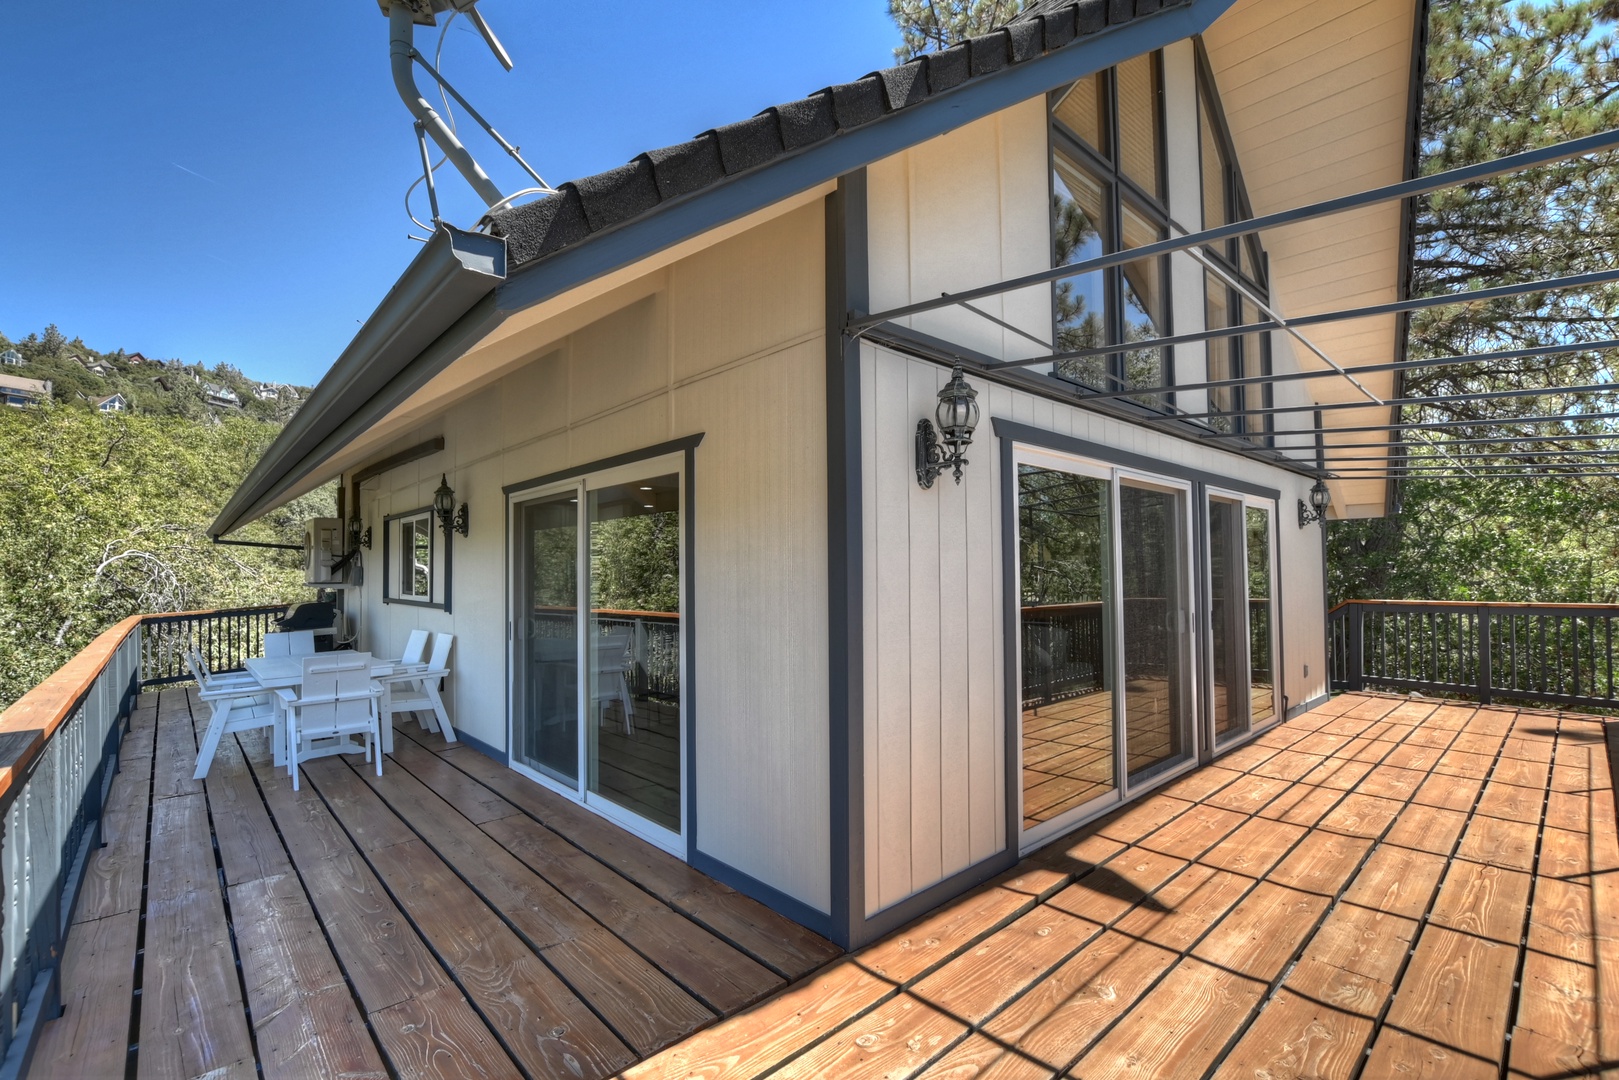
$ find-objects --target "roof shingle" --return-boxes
[485,0,1186,266]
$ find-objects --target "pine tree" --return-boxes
[887,0,1026,61]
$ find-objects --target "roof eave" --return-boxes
[209,225,506,538]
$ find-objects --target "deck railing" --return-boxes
[139,605,286,686]
[1329,599,1619,710]
[0,604,293,1077]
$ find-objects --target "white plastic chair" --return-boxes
[188,650,276,780]
[262,632,291,658]
[592,632,635,735]
[380,633,456,743]
[390,629,430,669]
[286,629,317,657]
[277,653,383,791]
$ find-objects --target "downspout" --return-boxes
[388,3,504,209]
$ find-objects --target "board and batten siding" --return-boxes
[349,199,833,914]
[861,344,1327,917]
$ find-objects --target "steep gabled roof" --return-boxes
[487,0,1182,267]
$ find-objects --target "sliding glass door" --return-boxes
[1206,490,1279,744]
[510,455,684,853]
[1017,449,1195,846]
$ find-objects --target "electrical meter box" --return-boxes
[303,518,346,586]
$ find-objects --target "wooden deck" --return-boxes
[28,688,839,1080]
[26,690,1619,1079]
[632,693,1618,1080]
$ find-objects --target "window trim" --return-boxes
[382,506,444,609]
[1047,52,1176,409]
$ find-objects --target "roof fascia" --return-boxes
[209,226,506,537]
[495,0,1235,317]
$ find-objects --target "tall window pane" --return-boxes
[1120,204,1167,395]
[1053,154,1110,389]
[587,474,681,834]
[1116,53,1161,198]
[1199,97,1227,233]
[1205,273,1237,432]
[1246,506,1276,726]
[1019,465,1116,828]
[1053,72,1106,156]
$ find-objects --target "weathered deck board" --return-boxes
[138,696,256,1080]
[32,691,1616,1080]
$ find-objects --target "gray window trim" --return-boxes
[381,505,444,610]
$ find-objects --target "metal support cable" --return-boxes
[1070,336,1619,402]
[986,265,1619,372]
[1201,409,1619,439]
[1163,380,1619,422]
[847,125,1619,333]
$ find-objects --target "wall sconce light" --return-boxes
[348,515,372,550]
[916,365,981,489]
[434,474,469,537]
[1298,479,1331,528]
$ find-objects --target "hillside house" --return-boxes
[202,382,241,408]
[214,0,1426,948]
[0,373,52,408]
[78,356,115,377]
[254,382,282,401]
[125,351,148,365]
[96,393,129,413]
[0,349,24,366]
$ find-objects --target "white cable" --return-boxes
[404,13,460,230]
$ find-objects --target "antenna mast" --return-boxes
[379,1,550,216]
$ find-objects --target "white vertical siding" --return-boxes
[860,342,1328,916]
[350,199,833,914]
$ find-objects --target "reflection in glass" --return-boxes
[1052,154,1110,389]
[1019,465,1115,830]
[515,492,579,783]
[1200,97,1227,234]
[1053,72,1106,155]
[1119,483,1189,779]
[1247,506,1276,726]
[1205,272,1237,433]
[1116,53,1161,198]
[1209,498,1247,738]
[1121,204,1167,398]
[587,474,682,833]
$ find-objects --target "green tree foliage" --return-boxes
[0,405,330,708]
[1330,0,1619,603]
[888,0,1025,60]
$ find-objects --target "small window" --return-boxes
[384,509,441,606]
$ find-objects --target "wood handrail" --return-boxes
[0,615,143,807]
[1329,599,1619,615]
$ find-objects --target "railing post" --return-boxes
[1347,603,1365,692]
[1477,606,1493,705]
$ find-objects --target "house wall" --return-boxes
[858,41,1329,917]
[345,200,833,914]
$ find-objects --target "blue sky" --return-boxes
[0,1,897,386]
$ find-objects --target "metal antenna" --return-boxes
[381,1,550,213]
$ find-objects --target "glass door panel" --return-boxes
[585,473,682,834]
[513,489,581,784]
[1017,464,1117,831]
[1119,481,1191,779]
[1208,496,1248,739]
[1246,505,1277,727]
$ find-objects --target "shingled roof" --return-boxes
[485,0,1181,267]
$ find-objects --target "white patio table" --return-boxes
[244,655,402,766]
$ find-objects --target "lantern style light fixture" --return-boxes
[348,514,372,551]
[916,365,981,489]
[1298,479,1331,528]
[434,474,470,537]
